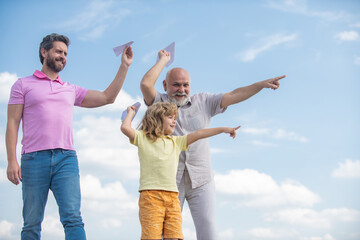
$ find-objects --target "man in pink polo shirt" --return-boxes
[5,33,133,240]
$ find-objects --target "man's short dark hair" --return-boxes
[39,33,70,64]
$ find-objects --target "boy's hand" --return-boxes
[127,105,136,113]
[225,126,241,139]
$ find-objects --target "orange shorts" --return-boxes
[138,190,183,239]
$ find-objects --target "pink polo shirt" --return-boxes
[8,70,88,154]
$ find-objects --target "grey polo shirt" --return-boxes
[153,91,227,189]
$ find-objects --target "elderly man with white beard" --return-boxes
[140,49,285,240]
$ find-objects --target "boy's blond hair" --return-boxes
[140,102,178,141]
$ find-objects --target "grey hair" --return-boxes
[39,33,70,64]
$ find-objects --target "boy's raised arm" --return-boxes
[120,106,136,141]
[186,126,240,146]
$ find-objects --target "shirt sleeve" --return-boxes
[175,135,188,151]
[8,79,24,104]
[150,91,162,105]
[73,85,89,107]
[131,130,141,146]
[204,92,227,117]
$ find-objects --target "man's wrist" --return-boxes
[120,62,130,69]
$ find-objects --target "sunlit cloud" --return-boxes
[249,227,297,239]
[0,72,18,103]
[141,50,157,63]
[332,159,360,178]
[42,215,64,238]
[0,167,7,182]
[182,207,197,240]
[74,114,140,179]
[251,140,278,147]
[215,169,320,207]
[242,128,270,135]
[143,19,176,38]
[241,127,308,143]
[334,31,359,41]
[300,234,335,240]
[219,228,235,239]
[0,220,15,239]
[57,0,131,41]
[266,0,351,21]
[236,33,297,62]
[210,148,227,154]
[265,207,360,228]
[273,129,308,142]
[80,174,137,226]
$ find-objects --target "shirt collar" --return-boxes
[33,70,64,84]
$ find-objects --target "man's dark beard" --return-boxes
[46,57,65,73]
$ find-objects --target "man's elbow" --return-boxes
[140,80,150,93]
[106,97,116,104]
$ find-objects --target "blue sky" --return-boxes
[0,0,359,239]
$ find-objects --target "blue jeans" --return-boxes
[21,149,86,240]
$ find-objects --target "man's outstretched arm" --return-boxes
[81,46,133,108]
[140,50,170,106]
[220,75,286,108]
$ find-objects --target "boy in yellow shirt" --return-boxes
[121,102,239,240]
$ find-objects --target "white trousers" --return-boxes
[178,169,216,240]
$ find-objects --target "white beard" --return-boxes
[169,95,189,107]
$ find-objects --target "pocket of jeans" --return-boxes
[21,152,37,161]
[62,149,77,156]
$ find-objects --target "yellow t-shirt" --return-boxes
[131,130,188,192]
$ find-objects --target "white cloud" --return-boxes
[266,207,360,228]
[81,174,137,218]
[76,90,144,114]
[0,220,15,239]
[273,128,308,142]
[141,50,157,63]
[332,159,360,178]
[266,0,350,21]
[218,228,234,239]
[81,174,134,201]
[182,207,197,240]
[236,33,297,62]
[334,31,359,41]
[300,234,335,240]
[42,215,64,238]
[143,20,176,38]
[242,127,270,135]
[215,169,320,207]
[182,227,196,240]
[242,127,308,143]
[74,114,140,179]
[252,140,278,147]
[210,148,227,154]
[266,208,331,228]
[0,72,18,103]
[249,227,297,239]
[100,218,122,228]
[58,0,131,41]
[0,167,7,182]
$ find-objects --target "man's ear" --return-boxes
[163,80,167,91]
[40,48,47,60]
